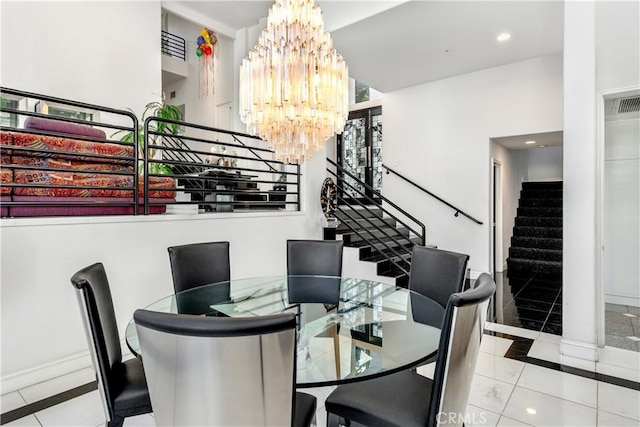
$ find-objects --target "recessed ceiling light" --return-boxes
[525,140,536,145]
[526,408,537,415]
[497,33,511,42]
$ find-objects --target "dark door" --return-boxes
[337,106,382,205]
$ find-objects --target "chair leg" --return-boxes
[106,416,124,427]
[327,412,346,427]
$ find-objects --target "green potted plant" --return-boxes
[113,100,184,175]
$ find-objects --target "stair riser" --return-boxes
[507,259,562,276]
[517,207,562,218]
[376,258,411,275]
[335,208,382,220]
[342,227,410,244]
[358,241,415,257]
[509,247,562,261]
[519,198,562,208]
[513,226,562,239]
[522,181,562,190]
[511,236,563,250]
[337,217,397,231]
[515,217,563,227]
[521,189,563,199]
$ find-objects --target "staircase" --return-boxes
[507,181,563,279]
[332,205,424,287]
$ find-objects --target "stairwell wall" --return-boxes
[383,54,563,276]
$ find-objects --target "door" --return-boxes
[337,106,382,204]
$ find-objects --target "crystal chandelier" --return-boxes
[239,0,349,164]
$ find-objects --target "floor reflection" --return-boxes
[492,271,640,352]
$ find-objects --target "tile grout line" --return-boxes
[0,381,97,425]
[485,330,640,392]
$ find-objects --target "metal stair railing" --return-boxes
[327,158,426,277]
[143,117,301,214]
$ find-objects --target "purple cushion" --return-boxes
[24,117,107,139]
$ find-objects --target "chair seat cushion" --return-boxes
[112,357,152,417]
[325,370,433,427]
[294,391,317,427]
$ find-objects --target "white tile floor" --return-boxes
[1,322,639,427]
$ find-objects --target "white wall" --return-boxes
[163,13,234,129]
[0,1,162,119]
[490,143,528,271]
[383,54,563,274]
[527,146,563,181]
[561,0,639,358]
[603,118,639,306]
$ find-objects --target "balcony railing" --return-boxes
[161,30,186,61]
[0,87,301,218]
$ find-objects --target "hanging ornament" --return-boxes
[196,27,217,98]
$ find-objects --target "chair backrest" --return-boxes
[167,241,230,293]
[134,310,297,426]
[428,273,496,427]
[408,246,469,309]
[70,262,122,419]
[287,240,343,276]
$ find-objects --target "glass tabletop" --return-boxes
[125,275,444,388]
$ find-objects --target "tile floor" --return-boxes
[1,322,639,427]
[495,272,640,353]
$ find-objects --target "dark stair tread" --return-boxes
[507,257,562,273]
[517,207,562,217]
[360,249,412,263]
[345,235,419,249]
[511,236,563,250]
[513,226,562,238]
[509,247,562,261]
[341,226,411,242]
[515,216,563,227]
[519,198,563,208]
[335,207,383,220]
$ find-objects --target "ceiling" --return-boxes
[492,131,563,150]
[168,1,565,147]
[169,1,564,93]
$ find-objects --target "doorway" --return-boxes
[599,89,640,352]
[336,106,382,204]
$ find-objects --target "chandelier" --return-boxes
[239,0,349,164]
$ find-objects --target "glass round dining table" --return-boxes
[125,275,444,388]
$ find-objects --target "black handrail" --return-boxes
[328,158,426,245]
[232,134,278,173]
[161,30,186,61]
[382,164,483,225]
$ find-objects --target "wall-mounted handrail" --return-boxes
[382,163,483,225]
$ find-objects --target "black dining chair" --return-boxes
[408,246,470,309]
[325,273,496,427]
[287,239,343,276]
[134,310,317,427]
[167,241,230,293]
[70,263,152,427]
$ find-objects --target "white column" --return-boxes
[561,0,598,361]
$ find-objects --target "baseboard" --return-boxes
[0,351,92,395]
[605,293,640,308]
[560,338,599,362]
[0,339,133,394]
